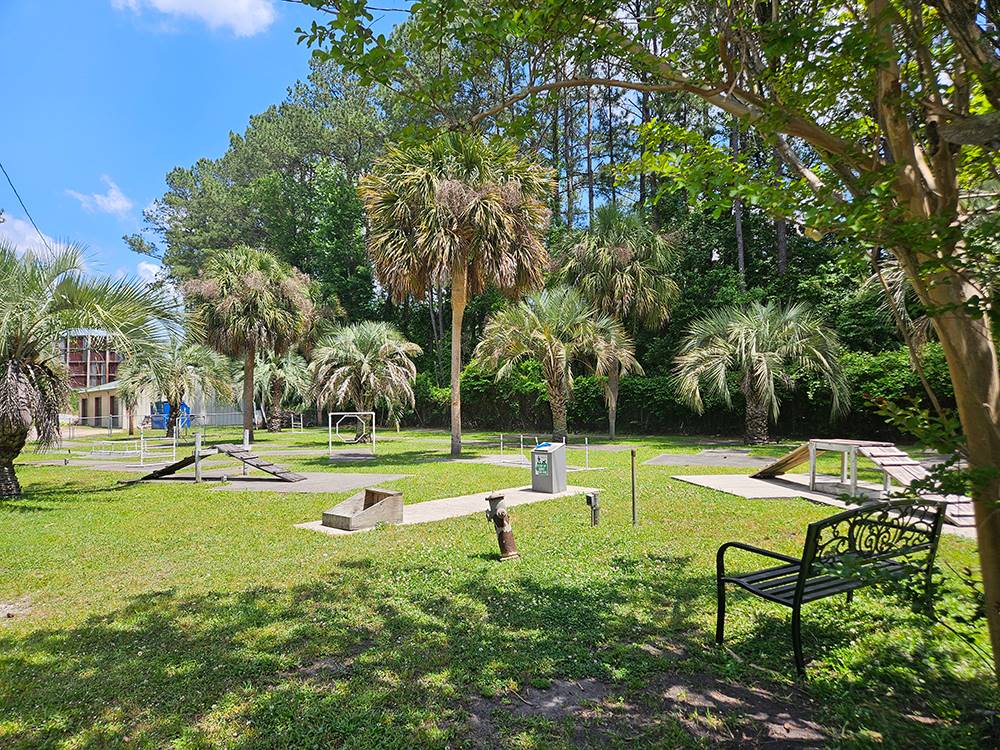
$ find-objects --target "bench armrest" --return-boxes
[717,541,800,579]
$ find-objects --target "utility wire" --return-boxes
[0,158,54,254]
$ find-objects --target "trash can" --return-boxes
[531,441,567,493]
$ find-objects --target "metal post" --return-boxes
[172,430,177,461]
[585,437,589,469]
[242,429,249,476]
[371,414,376,456]
[586,491,600,526]
[328,413,333,457]
[500,432,504,460]
[808,443,817,491]
[631,448,638,527]
[139,431,145,466]
[194,432,202,483]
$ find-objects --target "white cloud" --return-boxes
[136,260,161,283]
[112,0,276,37]
[67,176,134,218]
[0,213,62,256]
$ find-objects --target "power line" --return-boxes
[0,158,54,254]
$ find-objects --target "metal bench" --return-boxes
[716,499,945,676]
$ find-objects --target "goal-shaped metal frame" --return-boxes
[327,411,377,456]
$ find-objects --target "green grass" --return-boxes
[1,429,995,748]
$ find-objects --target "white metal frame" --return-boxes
[808,440,891,498]
[327,411,376,456]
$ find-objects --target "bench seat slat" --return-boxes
[726,559,909,605]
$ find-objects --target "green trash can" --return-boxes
[531,441,567,493]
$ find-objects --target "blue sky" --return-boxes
[0,0,322,282]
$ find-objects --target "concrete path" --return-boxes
[672,473,974,539]
[645,450,773,469]
[296,484,597,536]
[456,455,603,472]
[150,471,408,494]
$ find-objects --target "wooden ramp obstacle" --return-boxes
[128,443,306,484]
[751,439,972,527]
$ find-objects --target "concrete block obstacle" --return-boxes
[322,487,404,531]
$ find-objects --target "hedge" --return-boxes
[408,343,955,441]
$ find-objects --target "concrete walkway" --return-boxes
[672,473,975,539]
[296,484,597,536]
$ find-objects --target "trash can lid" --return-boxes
[532,442,563,453]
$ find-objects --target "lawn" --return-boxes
[0,429,995,748]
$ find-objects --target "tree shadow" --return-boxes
[718,589,998,746]
[1,551,995,748]
[0,554,708,748]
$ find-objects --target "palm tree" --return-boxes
[557,205,679,439]
[311,321,422,433]
[252,351,310,432]
[474,287,641,440]
[184,245,314,441]
[0,243,179,497]
[116,337,234,436]
[673,301,849,444]
[360,131,554,456]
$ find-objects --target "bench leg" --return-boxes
[791,605,805,677]
[716,579,726,644]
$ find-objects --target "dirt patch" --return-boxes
[284,638,374,684]
[0,597,32,622]
[465,668,825,748]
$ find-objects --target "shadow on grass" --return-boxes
[1,554,996,749]
[0,555,707,749]
[718,588,998,747]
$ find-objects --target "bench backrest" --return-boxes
[800,499,945,585]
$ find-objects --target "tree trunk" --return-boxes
[918,270,1000,678]
[775,216,788,275]
[243,346,256,442]
[547,375,569,440]
[127,407,135,437]
[0,425,28,498]
[730,119,746,276]
[742,377,769,444]
[586,81,594,222]
[607,361,620,440]
[166,400,179,438]
[774,148,788,275]
[267,378,283,432]
[449,264,468,457]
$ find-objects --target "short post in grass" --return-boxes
[586,490,600,526]
[500,432,504,460]
[485,493,519,561]
[194,432,202,483]
[242,429,249,476]
[631,448,638,527]
[585,437,589,469]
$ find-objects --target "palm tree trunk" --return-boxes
[607,361,620,440]
[0,425,28,498]
[546,374,569,441]
[166,400,179,437]
[449,265,467,457]
[267,378,283,432]
[127,407,135,437]
[741,377,769,444]
[243,346,256,442]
